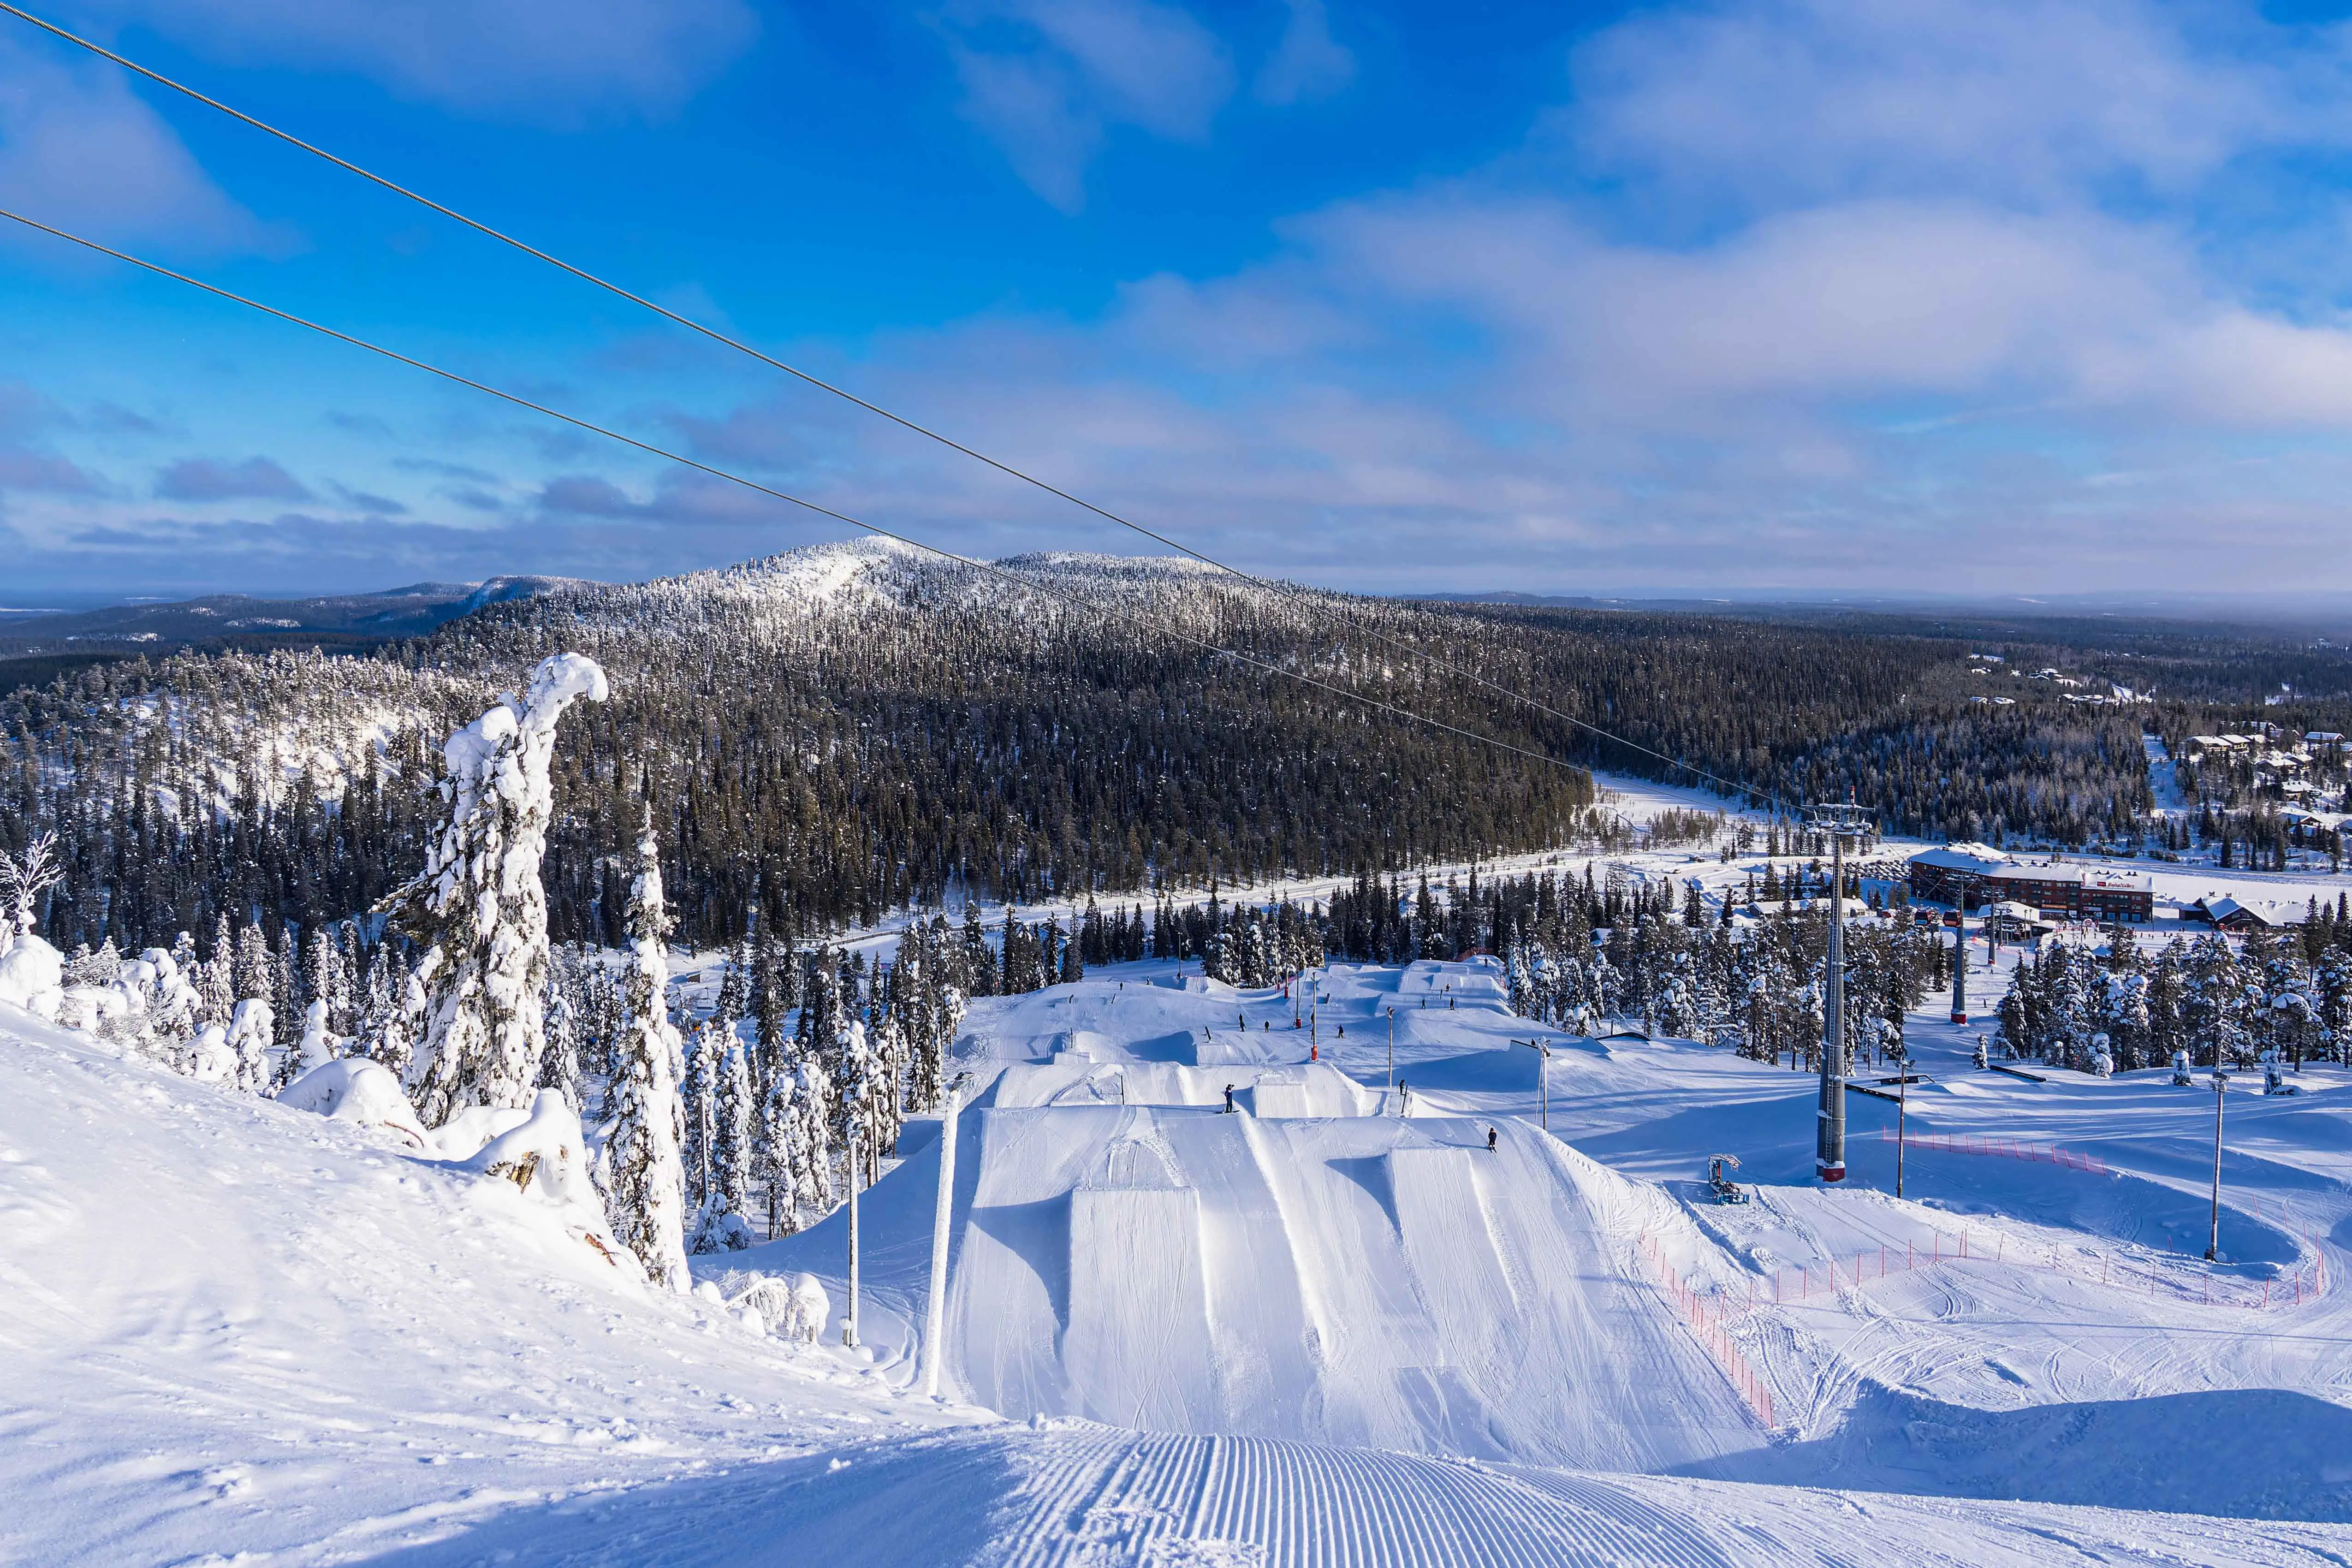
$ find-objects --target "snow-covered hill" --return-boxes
[11,971,2352,1564]
[0,1006,974,1567]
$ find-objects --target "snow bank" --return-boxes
[457,1089,638,1279]
[0,1007,981,1567]
[723,1270,832,1343]
[0,932,63,1019]
[279,1056,433,1150]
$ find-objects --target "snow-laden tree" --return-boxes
[754,1037,829,1240]
[233,921,273,1010]
[680,1018,719,1212]
[602,818,689,1290]
[226,997,273,1094]
[386,653,608,1127]
[854,1011,903,1177]
[0,831,60,948]
[356,941,417,1077]
[537,962,582,1111]
[690,1035,755,1254]
[198,915,236,1029]
[303,927,350,1043]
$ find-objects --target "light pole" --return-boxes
[1895,1057,1909,1199]
[1808,802,1872,1183]
[1950,876,1970,1025]
[2206,1068,2228,1261]
[844,1122,861,1349]
[1514,1038,1551,1129]
[1387,1006,1396,1089]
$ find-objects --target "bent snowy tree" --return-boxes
[383,653,610,1128]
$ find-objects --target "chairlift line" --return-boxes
[0,204,1587,782]
[0,0,1767,811]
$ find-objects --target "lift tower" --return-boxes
[1807,802,1873,1183]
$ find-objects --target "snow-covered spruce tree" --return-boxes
[270,935,300,1052]
[233,921,272,1010]
[680,1018,719,1213]
[857,1009,904,1174]
[537,960,583,1111]
[791,1051,837,1217]
[603,818,690,1290]
[198,915,236,1029]
[303,927,350,1044]
[385,653,609,1127]
[356,940,417,1077]
[226,996,274,1094]
[691,1036,754,1254]
[754,1049,798,1237]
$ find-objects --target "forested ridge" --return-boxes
[0,539,2242,956]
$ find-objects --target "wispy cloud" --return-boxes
[1255,0,1352,106]
[155,455,312,502]
[936,0,1235,210]
[0,33,290,259]
[85,0,760,123]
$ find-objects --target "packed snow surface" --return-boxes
[14,938,2352,1562]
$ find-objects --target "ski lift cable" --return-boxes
[0,0,1766,810]
[0,205,1593,780]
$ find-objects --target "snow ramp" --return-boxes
[942,1105,1761,1471]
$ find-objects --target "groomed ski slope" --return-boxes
[18,943,2352,1563]
[357,1421,2352,1568]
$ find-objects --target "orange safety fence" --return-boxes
[1879,1126,2108,1175]
[1635,1233,1776,1428]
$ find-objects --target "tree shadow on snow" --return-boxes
[1681,1382,2352,1521]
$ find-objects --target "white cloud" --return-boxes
[1256,0,1353,107]
[938,0,1234,210]
[73,0,758,121]
[0,34,282,256]
[1563,0,2290,210]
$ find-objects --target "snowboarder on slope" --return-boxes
[1223,1083,1235,1114]
[1486,1127,1497,1153]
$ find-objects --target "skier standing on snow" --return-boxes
[1486,1126,1497,1152]
[1223,1083,1235,1114]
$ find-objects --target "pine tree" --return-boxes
[226,996,273,1094]
[388,653,607,1127]
[707,1037,754,1244]
[357,939,417,1076]
[303,927,350,1043]
[681,1020,718,1212]
[962,903,997,996]
[271,933,300,1051]
[538,958,583,1110]
[233,920,272,1006]
[604,817,689,1290]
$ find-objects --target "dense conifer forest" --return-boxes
[3,540,2342,962]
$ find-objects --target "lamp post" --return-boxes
[1514,1038,1551,1129]
[1950,875,1971,1025]
[2206,1068,2229,1261]
[1896,1056,1909,1199]
[844,1122,861,1349]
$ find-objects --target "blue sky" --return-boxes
[5,0,2352,599]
